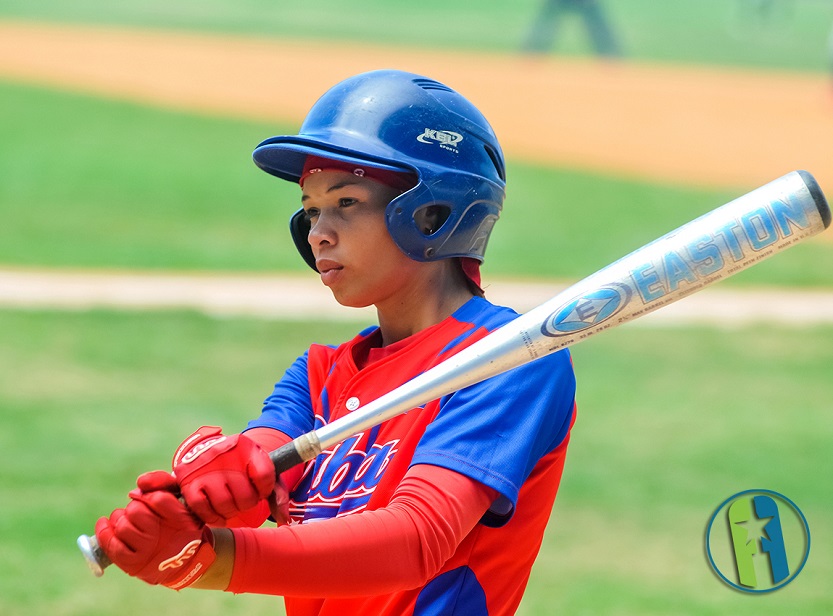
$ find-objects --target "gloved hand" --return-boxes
[94,474,216,589]
[136,469,179,493]
[172,426,276,526]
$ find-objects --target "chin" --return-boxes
[329,289,374,310]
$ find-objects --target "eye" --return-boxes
[302,207,319,222]
[338,197,358,207]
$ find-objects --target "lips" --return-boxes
[316,258,344,285]
[316,258,343,274]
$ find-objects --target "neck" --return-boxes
[375,262,475,346]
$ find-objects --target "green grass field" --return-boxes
[2,81,832,286]
[1,308,830,615]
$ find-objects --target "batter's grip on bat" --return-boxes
[78,432,320,576]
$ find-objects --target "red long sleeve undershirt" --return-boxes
[227,462,497,597]
[245,428,306,497]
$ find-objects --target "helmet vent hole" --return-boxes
[484,145,506,182]
[412,78,454,93]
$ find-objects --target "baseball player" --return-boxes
[94,69,578,615]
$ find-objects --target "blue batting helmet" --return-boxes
[252,69,506,270]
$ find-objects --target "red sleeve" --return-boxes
[226,464,497,597]
[244,427,306,494]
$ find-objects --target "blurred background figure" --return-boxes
[730,0,795,35]
[734,0,791,25]
[522,0,622,58]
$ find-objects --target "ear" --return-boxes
[413,205,451,236]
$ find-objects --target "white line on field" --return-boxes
[1,268,832,326]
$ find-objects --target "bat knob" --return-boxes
[77,534,111,577]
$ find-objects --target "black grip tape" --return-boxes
[269,441,305,476]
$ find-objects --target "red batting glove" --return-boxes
[136,469,179,493]
[137,467,273,527]
[94,479,215,589]
[172,426,276,527]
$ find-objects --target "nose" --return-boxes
[307,210,337,252]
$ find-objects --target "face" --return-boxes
[300,170,424,308]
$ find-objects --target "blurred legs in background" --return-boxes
[522,0,621,58]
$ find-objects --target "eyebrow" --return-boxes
[300,179,361,203]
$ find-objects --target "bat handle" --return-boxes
[77,533,111,577]
[269,432,322,475]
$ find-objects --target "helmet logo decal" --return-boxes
[417,129,463,153]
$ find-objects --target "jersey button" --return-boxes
[345,396,360,411]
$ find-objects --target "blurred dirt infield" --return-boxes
[1,19,832,193]
[3,267,833,325]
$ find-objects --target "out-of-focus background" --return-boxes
[1,2,832,614]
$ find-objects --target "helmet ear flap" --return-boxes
[289,209,317,271]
